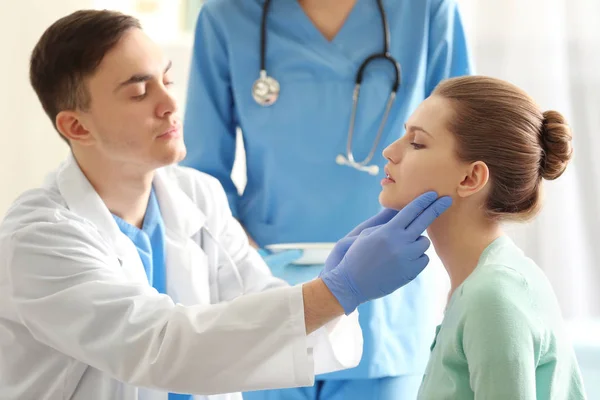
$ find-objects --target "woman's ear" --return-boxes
[456,161,489,198]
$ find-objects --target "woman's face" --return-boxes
[379,95,468,210]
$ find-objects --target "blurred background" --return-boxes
[1,0,598,396]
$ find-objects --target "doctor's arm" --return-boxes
[6,221,345,395]
[207,175,364,375]
[214,186,454,375]
[425,0,474,96]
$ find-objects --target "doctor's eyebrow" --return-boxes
[404,123,434,138]
[114,60,173,92]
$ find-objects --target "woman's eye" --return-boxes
[132,93,147,101]
[410,142,425,150]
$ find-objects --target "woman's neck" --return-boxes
[427,203,503,300]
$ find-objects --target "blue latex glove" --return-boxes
[321,191,452,314]
[320,208,400,277]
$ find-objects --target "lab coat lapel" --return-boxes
[153,169,211,306]
[52,153,149,286]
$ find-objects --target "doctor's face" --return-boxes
[75,28,185,169]
[379,96,466,210]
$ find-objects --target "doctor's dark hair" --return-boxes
[433,76,573,221]
[29,10,141,144]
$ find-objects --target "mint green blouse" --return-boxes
[417,236,587,399]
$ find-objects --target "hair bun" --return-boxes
[540,110,573,180]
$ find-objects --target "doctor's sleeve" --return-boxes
[182,7,240,217]
[425,0,474,96]
[6,220,321,394]
[461,278,538,399]
[206,177,363,376]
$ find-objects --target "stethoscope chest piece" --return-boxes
[253,70,280,106]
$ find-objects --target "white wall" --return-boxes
[0,0,95,215]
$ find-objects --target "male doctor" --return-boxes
[0,9,451,400]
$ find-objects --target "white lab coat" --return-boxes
[0,154,362,400]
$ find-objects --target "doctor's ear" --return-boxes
[55,111,95,145]
[456,161,490,198]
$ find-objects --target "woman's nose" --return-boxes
[382,139,402,163]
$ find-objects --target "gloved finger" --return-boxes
[357,225,380,238]
[404,196,452,237]
[327,236,355,266]
[405,254,430,279]
[405,236,431,260]
[384,191,439,232]
[336,236,356,249]
[347,208,399,237]
[264,249,304,269]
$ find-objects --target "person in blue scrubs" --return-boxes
[182,0,473,398]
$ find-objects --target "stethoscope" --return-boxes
[252,0,402,176]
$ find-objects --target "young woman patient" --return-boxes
[379,76,587,399]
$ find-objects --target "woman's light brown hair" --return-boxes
[433,76,573,221]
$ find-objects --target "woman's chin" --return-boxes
[378,190,406,211]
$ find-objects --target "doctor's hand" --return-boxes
[320,191,452,315]
[320,208,399,277]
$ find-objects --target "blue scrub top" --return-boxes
[113,190,191,400]
[183,0,473,379]
[113,189,166,294]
